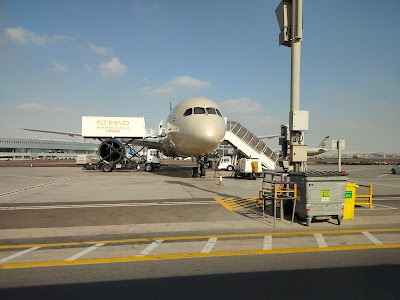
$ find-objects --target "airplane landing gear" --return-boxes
[192,157,206,178]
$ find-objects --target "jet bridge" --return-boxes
[224,121,279,170]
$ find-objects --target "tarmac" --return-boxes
[0,161,399,241]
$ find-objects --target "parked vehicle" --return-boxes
[391,163,400,174]
[217,156,235,171]
[234,158,262,180]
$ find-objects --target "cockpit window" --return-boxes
[206,107,217,114]
[194,107,206,114]
[183,108,192,116]
[184,107,222,116]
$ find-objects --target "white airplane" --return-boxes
[22,97,226,177]
[307,136,330,157]
[260,135,330,157]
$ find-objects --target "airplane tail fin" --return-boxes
[318,136,330,148]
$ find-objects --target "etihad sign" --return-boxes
[82,116,146,138]
[96,120,130,126]
[96,120,129,126]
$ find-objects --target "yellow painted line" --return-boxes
[3,243,400,269]
[214,197,259,212]
[1,229,399,250]
[155,228,400,241]
[214,197,234,211]
[0,238,150,250]
[0,242,82,249]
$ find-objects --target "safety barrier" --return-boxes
[354,184,373,209]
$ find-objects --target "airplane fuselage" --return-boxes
[307,148,329,157]
[161,97,226,157]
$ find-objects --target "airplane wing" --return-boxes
[21,128,162,143]
[258,134,281,139]
[21,128,82,137]
[130,137,164,150]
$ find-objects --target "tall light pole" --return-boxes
[276,0,308,172]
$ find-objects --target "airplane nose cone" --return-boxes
[193,118,225,152]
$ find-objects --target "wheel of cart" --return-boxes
[306,217,312,226]
[334,215,342,225]
[102,163,113,172]
[145,163,153,172]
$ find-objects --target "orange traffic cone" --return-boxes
[218,176,224,186]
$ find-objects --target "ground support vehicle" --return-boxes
[234,158,262,180]
[79,142,160,172]
[216,156,235,171]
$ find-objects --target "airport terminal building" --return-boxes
[0,137,98,160]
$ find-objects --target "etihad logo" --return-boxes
[96,120,130,126]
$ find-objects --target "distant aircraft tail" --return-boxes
[318,136,330,149]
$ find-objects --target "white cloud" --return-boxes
[53,106,72,114]
[88,42,112,55]
[219,97,263,114]
[144,75,210,95]
[219,97,282,137]
[17,102,48,112]
[84,64,93,72]
[170,75,210,88]
[4,26,71,46]
[98,57,127,79]
[50,58,68,72]
[143,86,174,95]
[17,102,71,114]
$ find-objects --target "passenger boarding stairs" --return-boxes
[224,120,279,170]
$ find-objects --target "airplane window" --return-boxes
[206,107,217,114]
[183,108,192,116]
[216,109,222,117]
[194,107,206,114]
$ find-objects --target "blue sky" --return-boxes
[0,0,399,153]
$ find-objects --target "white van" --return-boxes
[391,163,400,175]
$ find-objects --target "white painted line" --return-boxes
[346,168,370,173]
[201,238,218,253]
[314,234,327,248]
[0,200,217,211]
[362,232,383,245]
[357,181,400,188]
[65,243,105,261]
[136,240,163,257]
[371,204,398,210]
[378,174,388,178]
[0,246,41,263]
[263,236,272,250]
[0,179,70,197]
[373,197,400,201]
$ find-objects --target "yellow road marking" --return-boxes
[214,197,234,211]
[2,243,400,269]
[0,228,399,250]
[0,238,150,250]
[214,197,259,212]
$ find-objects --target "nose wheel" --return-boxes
[192,157,206,177]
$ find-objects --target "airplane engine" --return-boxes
[98,138,125,163]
